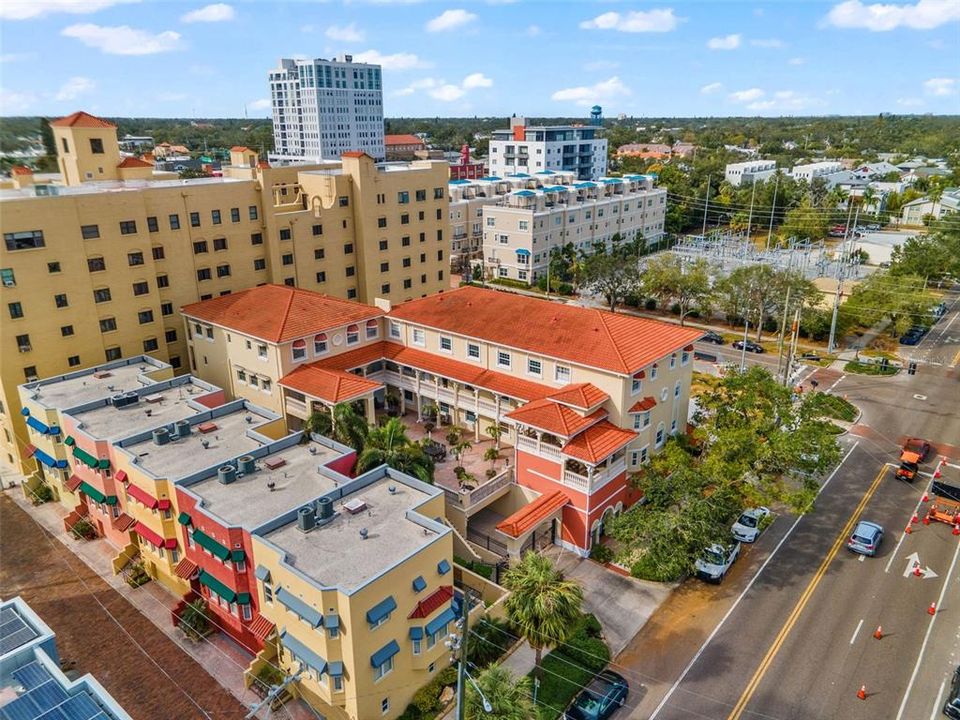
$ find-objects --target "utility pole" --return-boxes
[453,595,472,720]
[827,206,859,353]
[701,175,711,237]
[765,174,779,251]
[786,304,802,387]
[746,179,757,240]
[739,319,750,373]
[775,255,794,382]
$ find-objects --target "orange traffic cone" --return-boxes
[873,625,883,640]
[928,602,937,616]
[912,512,920,524]
[923,515,931,525]
[934,467,942,479]
[914,564,924,577]
[905,524,913,535]
[953,524,959,536]
[857,685,867,700]
[922,492,929,502]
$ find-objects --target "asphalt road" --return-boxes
[613,288,960,720]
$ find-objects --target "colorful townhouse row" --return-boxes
[17,357,458,720]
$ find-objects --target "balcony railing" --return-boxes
[445,467,515,511]
[516,435,562,461]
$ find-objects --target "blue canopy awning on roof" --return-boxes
[543,185,568,192]
[277,588,323,628]
[575,181,598,189]
[602,177,623,184]
[412,576,427,593]
[516,249,531,257]
[449,179,471,185]
[370,640,400,669]
[535,170,556,175]
[281,631,326,674]
[508,172,531,178]
[426,606,457,636]
[366,595,397,625]
[513,190,536,197]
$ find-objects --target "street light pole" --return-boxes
[453,595,472,720]
[765,174,779,251]
[701,175,711,237]
[739,319,750,372]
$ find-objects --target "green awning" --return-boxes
[72,447,99,469]
[230,549,246,563]
[237,592,252,605]
[64,436,75,447]
[177,512,192,526]
[97,458,110,470]
[198,570,236,602]
[79,481,117,505]
[192,529,230,561]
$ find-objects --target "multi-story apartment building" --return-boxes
[488,117,608,181]
[269,55,385,163]
[384,134,426,161]
[181,284,701,556]
[1,111,451,472]
[724,159,777,187]
[17,355,459,720]
[481,174,666,285]
[790,161,844,183]
[1,596,133,720]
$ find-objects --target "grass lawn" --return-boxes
[807,392,858,422]
[844,360,899,376]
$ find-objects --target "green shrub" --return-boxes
[557,282,574,295]
[578,613,603,639]
[468,616,516,668]
[844,361,898,376]
[589,543,614,564]
[530,651,596,720]
[411,683,442,715]
[179,599,210,641]
[70,518,97,541]
[645,298,657,310]
[125,561,151,588]
[33,483,53,504]
[558,634,609,673]
[806,392,857,422]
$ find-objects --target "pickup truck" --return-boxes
[895,438,931,482]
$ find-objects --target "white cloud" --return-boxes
[326,22,365,42]
[157,91,187,102]
[429,84,465,101]
[180,3,234,23]
[352,49,430,70]
[825,0,960,31]
[700,82,724,95]
[395,78,438,96]
[0,0,138,21]
[55,76,95,101]
[0,52,36,63]
[551,76,631,107]
[61,23,182,55]
[707,33,741,50]
[579,9,680,33]
[462,72,493,89]
[745,90,824,112]
[525,24,541,37]
[729,87,765,102]
[426,8,477,32]
[788,57,807,65]
[751,38,784,48]
[923,77,957,96]
[897,97,924,106]
[584,60,620,72]
[248,98,272,110]
[0,88,37,111]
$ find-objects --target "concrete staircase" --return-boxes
[62,502,88,534]
[111,541,139,576]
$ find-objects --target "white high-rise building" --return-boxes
[268,55,385,164]
[488,117,608,181]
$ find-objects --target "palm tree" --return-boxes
[465,664,535,720]
[305,403,368,453]
[356,416,434,483]
[861,186,877,216]
[503,552,584,683]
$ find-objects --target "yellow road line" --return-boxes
[727,465,887,720]
[951,349,960,368]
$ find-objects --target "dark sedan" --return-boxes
[564,670,629,720]
[732,339,765,353]
[700,331,725,345]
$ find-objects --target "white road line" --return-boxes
[649,441,860,720]
[885,482,930,574]
[849,619,864,645]
[826,375,846,394]
[930,679,947,720]
[895,527,960,720]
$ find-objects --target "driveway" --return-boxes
[546,546,674,656]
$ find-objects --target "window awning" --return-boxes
[66,475,83,492]
[199,570,237,603]
[158,499,171,511]
[34,449,67,469]
[178,512,193,526]
[515,248,531,256]
[412,576,426,593]
[115,470,128,483]
[72,447,104,469]
[437,559,451,575]
[425,606,457,636]
[277,588,323,628]
[281,631,326,674]
[230,549,246,563]
[192,528,230,561]
[254,565,271,582]
[409,627,424,640]
[366,596,397,625]
[328,661,344,678]
[134,521,164,548]
[23,444,37,458]
[684,344,694,352]
[79,481,116,505]
[126,484,158,509]
[26,416,51,434]
[237,592,252,605]
[370,640,400,669]
[64,436,75,446]
[323,614,340,630]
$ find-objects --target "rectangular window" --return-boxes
[5,230,45,251]
[217,264,231,278]
[251,232,263,245]
[143,338,159,352]
[132,281,149,296]
[1,268,15,287]
[378,217,387,229]
[211,209,222,225]
[16,334,31,352]
[282,254,294,266]
[47,262,60,273]
[254,258,266,270]
[380,283,390,294]
[375,657,393,681]
[434,187,444,199]
[8,302,23,319]
[81,224,100,239]
[68,355,81,367]
[99,317,117,333]
[168,214,181,230]
[412,328,425,346]
[312,224,323,236]
[315,271,326,283]
[497,351,511,369]
[93,288,112,303]
[345,266,355,277]
[338,196,349,207]
[106,345,121,360]
[467,343,480,360]
[380,261,389,273]
[90,138,104,154]
[279,228,292,241]
[157,274,169,288]
[161,302,173,316]
[249,205,259,220]
[61,325,74,337]
[119,220,137,235]
[87,257,106,272]
[190,212,200,227]
[54,293,68,308]
[555,365,571,384]
[401,213,410,225]
[193,241,208,254]
[197,268,212,281]
[152,246,165,260]
[165,329,177,343]
[527,358,542,376]
[398,191,409,204]
[439,336,452,352]
[24,366,37,381]
[344,243,354,254]
[631,379,642,395]
[230,207,240,223]
[416,189,426,202]
[257,344,268,359]
[213,237,228,251]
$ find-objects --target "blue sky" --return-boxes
[1,0,958,118]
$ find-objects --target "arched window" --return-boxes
[655,422,665,448]
[314,333,328,355]
[670,353,677,369]
[674,381,681,399]
[292,339,307,361]
[346,324,359,345]
[365,318,379,339]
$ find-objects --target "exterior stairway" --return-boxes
[62,502,89,534]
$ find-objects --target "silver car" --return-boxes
[731,507,771,543]
[847,521,883,557]
[695,542,741,583]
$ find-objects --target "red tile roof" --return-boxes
[280,365,383,403]
[562,421,637,464]
[181,284,383,343]
[117,157,153,169]
[408,585,454,619]
[249,615,276,641]
[174,558,199,580]
[230,146,251,152]
[628,397,657,413]
[11,166,33,176]
[342,151,367,158]
[496,490,568,538]
[388,287,703,375]
[257,160,271,169]
[547,383,608,410]
[50,111,116,129]
[66,475,83,492]
[506,399,607,438]
[113,513,136,532]
[385,134,426,147]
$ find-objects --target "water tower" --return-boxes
[590,105,603,127]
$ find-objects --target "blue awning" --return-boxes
[602,177,623,184]
[281,631,326,674]
[277,588,323,628]
[254,565,271,582]
[575,181,598,189]
[479,176,502,182]
[370,640,400,668]
[449,179,471,185]
[328,661,344,677]
[515,249,531,257]
[425,607,457,636]
[437,559,451,575]
[409,626,424,640]
[543,185,568,193]
[507,172,531,178]
[535,170,556,175]
[324,614,340,630]
[366,596,397,625]
[20,407,30,416]
[412,576,426,593]
[26,416,50,434]
[33,449,67,469]
[513,190,535,197]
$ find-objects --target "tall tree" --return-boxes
[464,664,535,720]
[581,251,640,312]
[503,553,584,683]
[356,416,434,483]
[780,196,830,243]
[305,403,368,453]
[640,255,712,326]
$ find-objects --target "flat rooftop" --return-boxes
[71,380,213,441]
[0,176,250,202]
[125,408,268,480]
[265,477,438,592]
[28,363,159,411]
[188,440,343,529]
